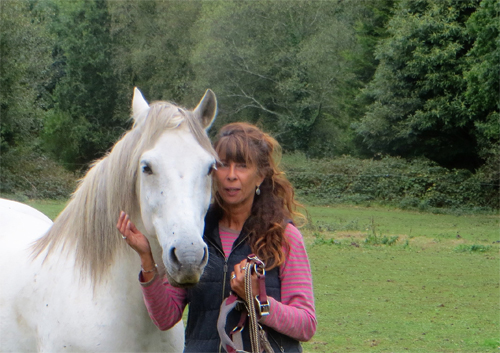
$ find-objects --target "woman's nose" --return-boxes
[227,163,237,180]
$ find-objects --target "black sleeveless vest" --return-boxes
[184,207,302,353]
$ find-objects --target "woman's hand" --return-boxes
[117,211,157,281]
[116,211,151,257]
[230,259,260,300]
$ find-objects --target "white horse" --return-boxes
[0,88,218,352]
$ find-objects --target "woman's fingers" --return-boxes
[116,212,152,256]
[117,211,134,239]
[229,270,242,297]
[230,259,260,299]
[233,259,247,276]
[116,211,125,230]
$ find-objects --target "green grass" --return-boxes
[13,198,500,352]
[301,205,499,353]
[304,205,499,245]
[305,245,498,352]
[0,194,69,220]
[25,198,69,220]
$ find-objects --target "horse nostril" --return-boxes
[170,247,181,268]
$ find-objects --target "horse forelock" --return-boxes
[31,100,216,285]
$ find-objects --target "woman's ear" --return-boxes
[258,174,265,186]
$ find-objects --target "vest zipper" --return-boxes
[207,235,250,303]
[222,260,228,301]
[207,232,249,353]
[208,241,228,302]
[219,235,249,353]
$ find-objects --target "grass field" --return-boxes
[301,205,499,353]
[23,199,500,352]
[26,198,70,220]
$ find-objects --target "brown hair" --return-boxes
[212,122,305,269]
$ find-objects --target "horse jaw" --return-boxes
[138,128,212,287]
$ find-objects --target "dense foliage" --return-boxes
[190,0,395,157]
[0,0,498,207]
[355,0,499,172]
[42,0,126,168]
[283,153,498,211]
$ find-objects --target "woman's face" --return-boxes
[214,152,265,211]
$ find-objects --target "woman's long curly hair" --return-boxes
[212,122,305,270]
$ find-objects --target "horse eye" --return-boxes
[207,163,217,176]
[142,164,153,175]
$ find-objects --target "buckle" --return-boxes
[232,325,244,333]
[253,263,265,277]
[255,296,270,317]
[247,254,265,268]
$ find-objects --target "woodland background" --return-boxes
[1,0,498,211]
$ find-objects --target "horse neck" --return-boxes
[31,152,139,285]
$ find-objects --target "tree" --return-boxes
[109,0,201,106]
[350,0,396,84]
[190,0,385,157]
[0,0,53,155]
[190,1,319,151]
[42,0,124,169]
[355,0,482,169]
[464,0,499,163]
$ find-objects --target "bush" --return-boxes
[364,234,399,246]
[454,244,492,253]
[0,147,76,199]
[282,153,499,210]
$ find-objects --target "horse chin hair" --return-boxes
[173,282,197,289]
[165,271,198,289]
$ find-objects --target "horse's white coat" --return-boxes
[0,88,217,352]
[139,125,212,285]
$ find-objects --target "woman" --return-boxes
[117,122,316,352]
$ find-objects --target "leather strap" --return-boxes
[217,254,274,353]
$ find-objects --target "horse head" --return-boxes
[131,88,216,287]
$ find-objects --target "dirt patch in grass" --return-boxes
[332,231,367,239]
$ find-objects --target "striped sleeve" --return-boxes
[140,272,188,330]
[259,223,317,341]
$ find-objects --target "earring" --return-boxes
[255,185,261,196]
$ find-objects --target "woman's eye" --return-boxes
[142,165,153,175]
[236,163,247,169]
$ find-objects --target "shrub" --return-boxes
[364,234,399,246]
[282,153,499,210]
[454,244,492,253]
[0,147,76,199]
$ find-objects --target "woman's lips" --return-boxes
[225,188,240,197]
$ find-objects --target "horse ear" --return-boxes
[132,87,150,121]
[193,89,217,130]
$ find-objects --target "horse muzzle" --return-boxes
[162,237,208,287]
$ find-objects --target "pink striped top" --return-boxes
[140,223,316,342]
[219,225,239,257]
